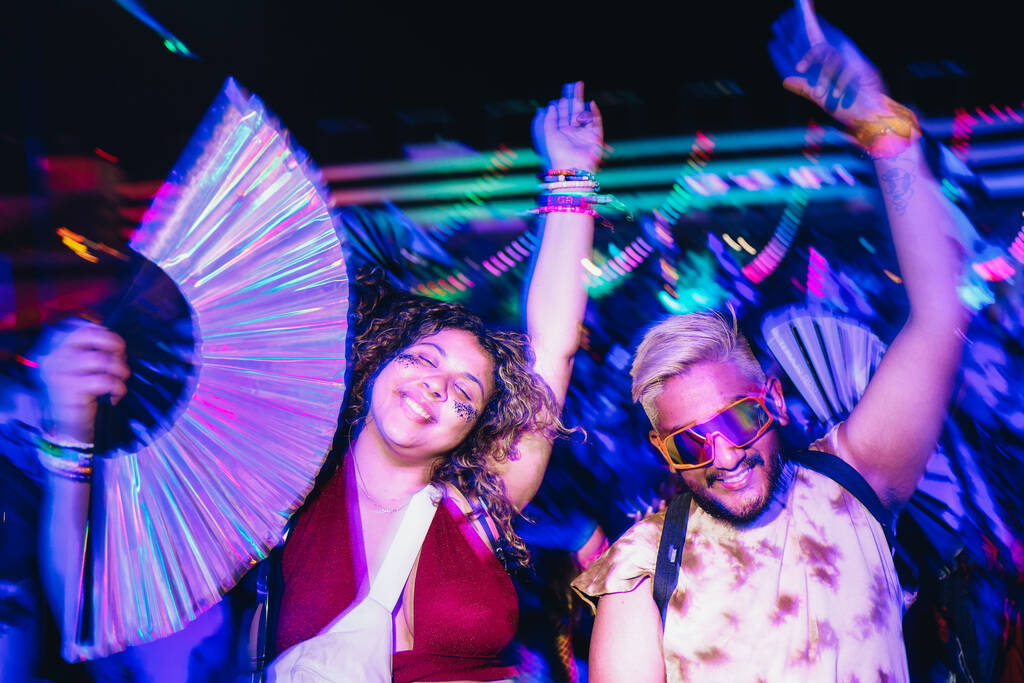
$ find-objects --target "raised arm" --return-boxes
[35,322,128,652]
[773,2,967,508]
[498,81,603,508]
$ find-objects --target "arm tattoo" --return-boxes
[879,166,914,217]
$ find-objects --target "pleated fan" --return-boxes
[761,305,886,428]
[761,305,968,574]
[68,78,349,660]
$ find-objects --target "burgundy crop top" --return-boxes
[276,463,518,682]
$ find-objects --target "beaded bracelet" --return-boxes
[42,432,96,452]
[526,205,600,217]
[538,180,600,192]
[537,193,595,208]
[540,174,594,183]
[35,434,94,481]
[852,96,921,160]
[539,168,596,182]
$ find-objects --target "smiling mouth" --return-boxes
[402,394,434,422]
[716,466,754,491]
[709,455,763,491]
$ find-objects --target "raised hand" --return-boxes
[36,321,129,444]
[532,81,605,173]
[769,0,889,130]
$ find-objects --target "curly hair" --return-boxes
[334,268,570,567]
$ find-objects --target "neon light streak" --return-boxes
[972,256,1016,281]
[581,258,603,277]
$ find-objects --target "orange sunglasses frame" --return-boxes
[648,388,774,472]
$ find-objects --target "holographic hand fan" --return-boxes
[68,78,349,660]
[761,305,886,429]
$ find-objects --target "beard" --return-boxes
[689,450,784,525]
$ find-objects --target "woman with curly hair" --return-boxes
[32,81,602,681]
[31,81,602,681]
[264,82,603,682]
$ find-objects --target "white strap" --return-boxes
[367,485,440,611]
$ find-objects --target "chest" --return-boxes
[660,484,906,681]
[354,496,517,654]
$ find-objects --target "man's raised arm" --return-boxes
[773,1,967,508]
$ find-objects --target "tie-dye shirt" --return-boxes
[573,453,907,682]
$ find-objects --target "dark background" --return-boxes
[2,1,1019,185]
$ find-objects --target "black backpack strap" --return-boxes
[249,525,290,680]
[653,491,692,631]
[471,498,511,572]
[787,449,896,550]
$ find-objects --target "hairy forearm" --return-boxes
[839,138,969,506]
[873,141,966,330]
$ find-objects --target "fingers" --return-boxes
[68,349,129,380]
[53,325,128,379]
[796,42,834,79]
[541,82,596,130]
[543,102,557,139]
[40,321,129,400]
[531,105,548,153]
[533,81,604,172]
[782,75,812,100]
[570,80,584,110]
[797,0,826,45]
[78,373,129,405]
[789,41,852,112]
[60,321,127,358]
[588,99,603,129]
[557,92,570,130]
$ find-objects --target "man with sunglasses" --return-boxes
[573,5,967,683]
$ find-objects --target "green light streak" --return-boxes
[320,126,854,182]
[398,184,873,225]
[330,155,872,206]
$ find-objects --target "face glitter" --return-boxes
[454,401,479,423]
[395,352,419,368]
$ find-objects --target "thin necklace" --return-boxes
[352,453,414,514]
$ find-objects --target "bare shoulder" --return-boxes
[809,420,904,508]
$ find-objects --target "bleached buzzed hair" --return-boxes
[631,309,765,423]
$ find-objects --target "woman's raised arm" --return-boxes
[499,81,603,508]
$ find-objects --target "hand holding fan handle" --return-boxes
[35,322,128,655]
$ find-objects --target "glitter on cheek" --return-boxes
[453,401,479,423]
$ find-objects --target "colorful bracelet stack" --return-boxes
[35,433,94,481]
[529,168,628,222]
[852,96,921,160]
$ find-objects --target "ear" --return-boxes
[648,430,661,448]
[765,376,789,426]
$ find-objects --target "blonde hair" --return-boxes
[630,309,765,422]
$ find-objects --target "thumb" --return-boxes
[782,76,813,100]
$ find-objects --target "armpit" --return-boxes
[809,421,845,457]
